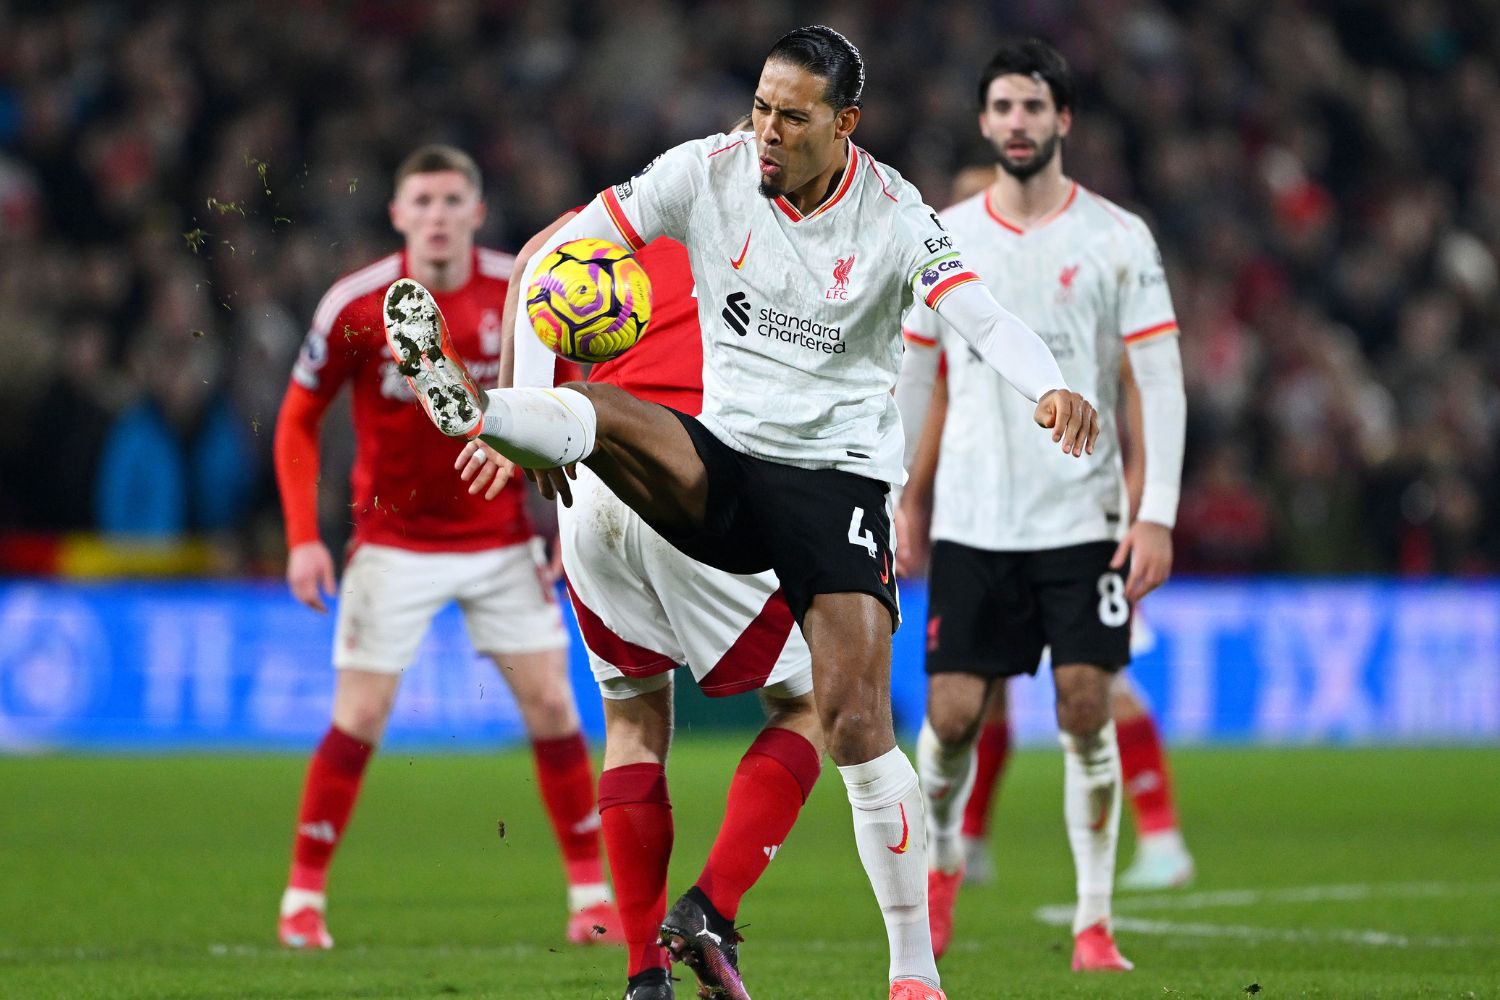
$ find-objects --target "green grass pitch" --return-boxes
[3,743,1497,999]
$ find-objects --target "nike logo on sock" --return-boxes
[886,803,911,854]
[298,821,337,844]
[570,810,602,836]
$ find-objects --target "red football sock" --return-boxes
[1117,714,1179,834]
[599,763,672,977]
[532,733,604,887]
[288,726,373,893]
[960,721,1012,839]
[696,728,821,921]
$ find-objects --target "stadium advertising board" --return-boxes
[1,580,1495,751]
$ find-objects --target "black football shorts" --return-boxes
[647,409,900,628]
[925,539,1130,677]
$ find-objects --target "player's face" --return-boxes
[752,59,859,201]
[979,74,1072,182]
[389,170,486,264]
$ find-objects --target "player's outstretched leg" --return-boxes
[384,278,598,466]
[959,686,1012,886]
[1114,678,1194,890]
[1056,665,1132,972]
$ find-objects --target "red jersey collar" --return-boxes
[772,141,860,223]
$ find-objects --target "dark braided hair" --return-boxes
[766,25,866,110]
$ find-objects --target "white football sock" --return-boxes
[1060,720,1122,935]
[479,386,597,468]
[916,718,976,875]
[280,887,326,918]
[567,881,612,912]
[838,746,941,988]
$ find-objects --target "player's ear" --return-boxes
[388,199,401,232]
[835,105,860,140]
[1057,105,1073,139]
[473,197,488,229]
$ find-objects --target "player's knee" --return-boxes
[333,697,393,745]
[521,687,580,736]
[927,706,982,751]
[819,701,885,761]
[1055,686,1110,737]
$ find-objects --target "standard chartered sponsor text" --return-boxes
[757,306,846,354]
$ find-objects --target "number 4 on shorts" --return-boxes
[847,506,877,558]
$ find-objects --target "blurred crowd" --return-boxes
[1,0,1497,576]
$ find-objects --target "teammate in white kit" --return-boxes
[895,38,1188,972]
[387,27,1100,1000]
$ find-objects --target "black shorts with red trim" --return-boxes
[925,539,1130,678]
[650,410,900,628]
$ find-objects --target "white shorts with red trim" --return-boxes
[557,464,813,702]
[333,541,568,672]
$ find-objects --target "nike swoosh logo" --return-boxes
[1089,790,1112,832]
[730,231,751,270]
[886,803,911,854]
[880,551,890,585]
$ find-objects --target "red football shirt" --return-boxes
[587,237,703,414]
[277,248,532,553]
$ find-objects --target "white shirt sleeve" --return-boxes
[894,193,1066,403]
[930,278,1067,403]
[1126,333,1186,528]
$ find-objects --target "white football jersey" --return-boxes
[904,183,1178,550]
[600,132,981,485]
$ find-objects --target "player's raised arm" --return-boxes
[929,276,1099,456]
[510,137,707,382]
[501,210,580,391]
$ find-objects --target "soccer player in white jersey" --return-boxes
[894,38,1188,972]
[386,26,1101,1000]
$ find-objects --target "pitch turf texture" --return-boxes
[4,744,1497,999]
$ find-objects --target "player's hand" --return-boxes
[1034,389,1100,457]
[455,440,515,500]
[893,501,931,578]
[1110,520,1173,603]
[287,541,337,613]
[524,464,578,507]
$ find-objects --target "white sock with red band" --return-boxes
[480,386,596,468]
[839,746,940,988]
[1060,720,1122,934]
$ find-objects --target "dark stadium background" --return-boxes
[0,0,1496,749]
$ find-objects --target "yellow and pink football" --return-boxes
[526,238,652,364]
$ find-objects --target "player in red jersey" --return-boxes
[450,195,821,1000]
[272,145,619,950]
